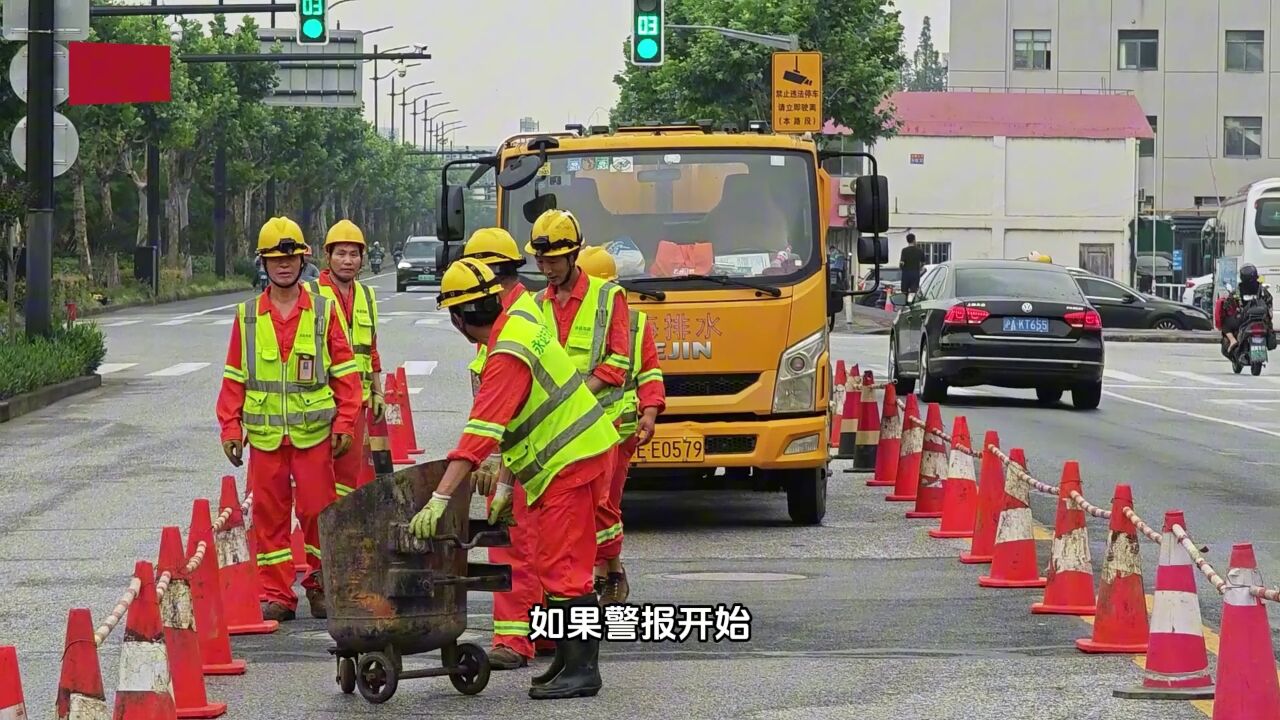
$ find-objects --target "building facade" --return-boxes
[948,0,1280,214]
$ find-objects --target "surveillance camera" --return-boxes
[396,61,407,78]
[412,43,428,52]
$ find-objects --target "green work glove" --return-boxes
[488,482,516,526]
[369,392,386,425]
[409,492,450,539]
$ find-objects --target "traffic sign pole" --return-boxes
[25,0,56,337]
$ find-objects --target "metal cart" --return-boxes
[318,459,512,704]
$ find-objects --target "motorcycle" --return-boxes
[370,258,383,274]
[1229,295,1272,375]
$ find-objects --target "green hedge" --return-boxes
[0,324,106,401]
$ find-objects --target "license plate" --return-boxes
[1002,316,1050,333]
[1251,342,1268,361]
[417,273,435,281]
[634,436,705,463]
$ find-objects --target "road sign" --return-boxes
[258,28,363,109]
[3,0,90,41]
[771,51,823,133]
[8,42,69,105]
[10,113,80,177]
[68,42,171,105]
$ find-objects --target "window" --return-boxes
[918,241,951,265]
[1118,30,1158,70]
[1226,30,1264,72]
[954,268,1085,301]
[1078,244,1115,278]
[918,266,947,300]
[1013,30,1052,70]
[1195,196,1227,208]
[1077,277,1134,302]
[1139,115,1157,157]
[1224,116,1263,158]
[1256,197,1280,236]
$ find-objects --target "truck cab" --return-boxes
[437,122,888,524]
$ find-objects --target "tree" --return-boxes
[611,0,906,144]
[906,16,947,92]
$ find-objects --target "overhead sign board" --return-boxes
[3,0,90,41]
[11,113,80,177]
[68,42,172,105]
[771,51,823,134]
[9,42,70,105]
[257,28,364,109]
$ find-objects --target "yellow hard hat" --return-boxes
[463,227,522,265]
[1026,251,1052,263]
[324,219,366,250]
[257,217,310,257]
[525,209,583,257]
[577,245,617,281]
[436,257,503,310]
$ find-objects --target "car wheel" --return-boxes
[918,338,947,403]
[785,467,827,525]
[1035,387,1063,405]
[889,334,915,395]
[1071,381,1102,410]
[1152,316,1185,331]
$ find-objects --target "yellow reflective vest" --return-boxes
[618,309,664,438]
[534,275,630,423]
[304,279,378,402]
[468,289,545,382]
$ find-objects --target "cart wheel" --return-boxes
[356,652,398,704]
[449,642,491,696]
[337,657,356,695]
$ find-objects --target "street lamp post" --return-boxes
[408,92,440,147]
[397,81,432,143]
[437,121,464,152]
[427,108,458,151]
[421,101,451,149]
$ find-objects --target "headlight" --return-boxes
[772,329,826,413]
[398,261,411,269]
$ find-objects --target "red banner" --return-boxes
[68,42,171,106]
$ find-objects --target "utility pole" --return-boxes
[24,0,55,336]
[213,0,226,278]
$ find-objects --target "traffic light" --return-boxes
[630,0,664,66]
[297,0,329,46]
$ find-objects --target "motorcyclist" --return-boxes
[1221,263,1274,354]
[369,241,385,272]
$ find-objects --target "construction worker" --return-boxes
[526,209,631,597]
[459,227,547,670]
[577,246,665,604]
[304,219,385,500]
[410,257,619,700]
[216,217,363,622]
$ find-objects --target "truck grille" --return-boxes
[665,373,759,397]
[705,435,757,455]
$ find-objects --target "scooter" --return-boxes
[370,257,383,274]
[1229,296,1272,376]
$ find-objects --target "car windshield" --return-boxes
[501,149,818,285]
[955,267,1086,302]
[403,240,439,259]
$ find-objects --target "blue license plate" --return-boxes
[1002,317,1050,333]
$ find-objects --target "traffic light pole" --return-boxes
[24,0,55,337]
[666,25,799,51]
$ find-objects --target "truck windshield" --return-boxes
[501,149,818,285]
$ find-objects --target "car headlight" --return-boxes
[398,261,411,269]
[772,329,826,413]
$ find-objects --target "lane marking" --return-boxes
[212,318,235,325]
[170,300,243,320]
[147,362,210,377]
[415,318,444,326]
[103,319,142,327]
[1207,398,1280,405]
[1102,391,1280,440]
[1103,369,1154,383]
[97,363,137,375]
[1161,370,1238,387]
[156,317,198,326]
[402,361,437,376]
[407,387,424,395]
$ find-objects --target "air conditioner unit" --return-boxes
[837,177,856,195]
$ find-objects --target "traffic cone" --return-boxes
[290,522,307,576]
[185,499,245,676]
[366,405,397,478]
[57,608,109,720]
[829,360,849,450]
[1077,483,1149,654]
[112,561,178,720]
[959,432,1003,564]
[1031,462,1097,615]
[868,383,899,488]
[906,402,947,519]
[1114,510,1213,699]
[834,371,861,461]
[384,373,414,466]
[395,366,424,456]
[157,528,228,718]
[886,394,922,502]
[1212,543,1280,720]
[0,646,26,720]
[978,448,1046,588]
[929,416,977,539]
[215,476,278,636]
[851,371,880,471]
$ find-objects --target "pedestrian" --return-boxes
[526,209,631,598]
[216,216,363,622]
[410,257,619,700]
[458,226,548,671]
[577,245,666,604]
[899,232,925,297]
[303,219,386,503]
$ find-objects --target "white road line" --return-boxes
[1104,391,1280,440]
[1160,370,1238,387]
[407,387,424,395]
[97,363,137,375]
[948,387,990,396]
[383,293,400,300]
[1107,384,1280,391]
[1103,369,1154,383]
[402,361,438,376]
[147,362,210,377]
[378,318,392,324]
[212,318,235,325]
[103,319,142,327]
[171,300,243,320]
[1208,398,1280,405]
[157,317,198,326]
[414,318,443,326]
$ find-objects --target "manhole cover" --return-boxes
[663,572,807,582]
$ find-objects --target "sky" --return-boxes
[136,0,949,148]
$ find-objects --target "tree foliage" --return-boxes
[611,0,907,143]
[901,16,947,92]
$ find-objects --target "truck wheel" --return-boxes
[785,468,827,525]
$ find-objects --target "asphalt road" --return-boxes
[0,275,1272,718]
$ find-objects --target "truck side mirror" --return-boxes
[855,174,889,235]
[856,235,888,265]
[438,184,466,243]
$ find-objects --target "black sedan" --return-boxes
[889,260,1105,409]
[396,236,443,292]
[1066,270,1213,330]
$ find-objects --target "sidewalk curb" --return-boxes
[1103,332,1219,344]
[78,284,251,318]
[0,373,102,423]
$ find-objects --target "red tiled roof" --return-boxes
[822,92,1154,140]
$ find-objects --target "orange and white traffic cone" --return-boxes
[395,366,425,456]
[215,476,278,637]
[1031,461,1097,615]
[0,646,26,720]
[1114,510,1213,699]
[929,417,977,539]
[829,360,848,450]
[290,520,307,576]
[978,448,1046,588]
[834,371,862,461]
[959,431,1002,564]
[906,402,947,519]
[851,371,880,472]
[868,383,899,488]
[885,393,922,502]
[1077,483,1149,654]
[185,499,245,676]
[384,373,414,466]
[158,527,227,718]
[57,608,109,720]
[112,561,178,720]
[1212,543,1280,720]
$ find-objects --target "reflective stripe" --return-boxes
[246,379,329,393]
[330,359,360,377]
[492,620,530,637]
[638,368,663,385]
[500,357,588,447]
[508,308,539,324]
[512,401,608,484]
[257,548,293,567]
[304,544,322,559]
[335,483,354,497]
[242,407,336,427]
[595,522,622,544]
[586,281,615,370]
[465,419,506,441]
[223,365,246,383]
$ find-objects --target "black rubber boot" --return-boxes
[530,641,564,687]
[529,594,602,699]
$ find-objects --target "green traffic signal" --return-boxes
[631,0,664,65]
[302,18,324,39]
[297,0,328,45]
[636,37,659,60]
